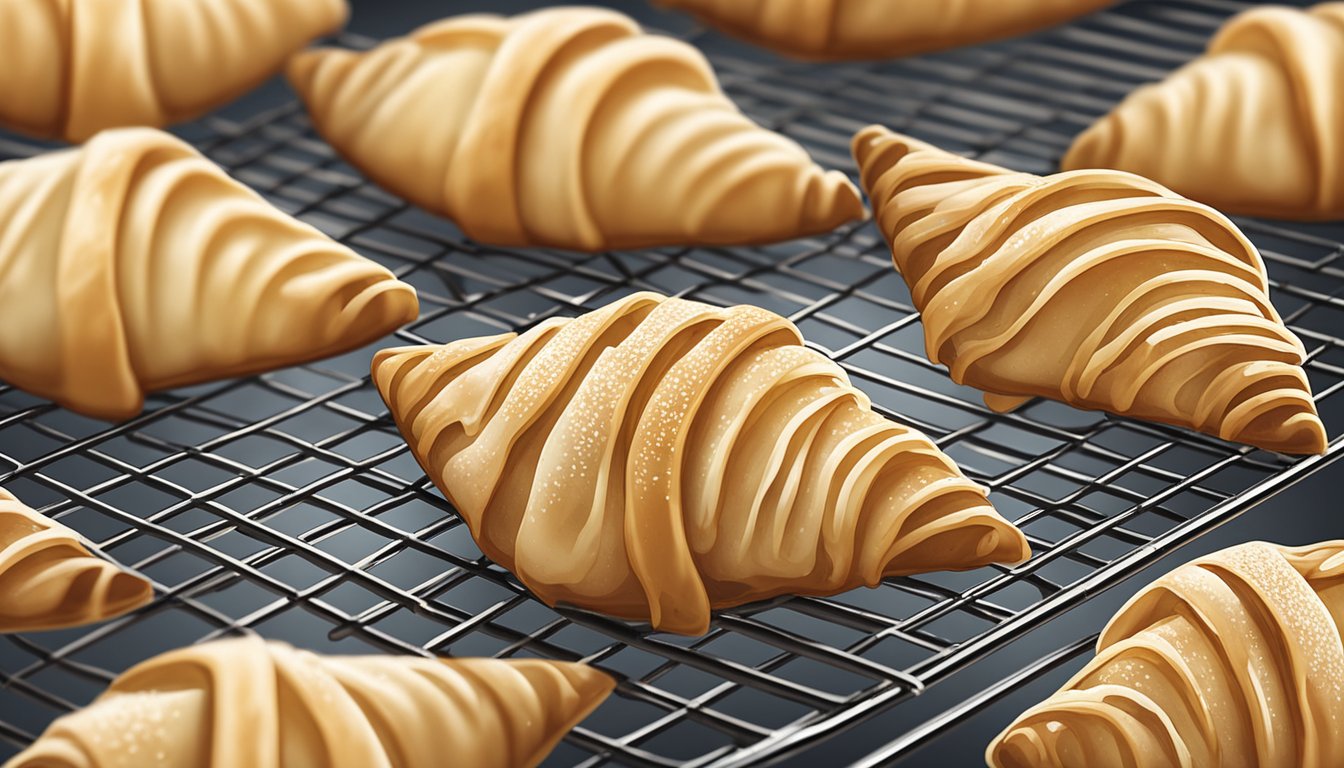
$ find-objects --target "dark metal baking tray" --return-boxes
[1,1,1340,764]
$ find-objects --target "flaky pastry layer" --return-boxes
[8,636,613,768]
[1064,3,1344,220]
[0,488,151,633]
[853,125,1326,454]
[656,0,1113,60]
[0,128,419,420]
[373,292,1029,635]
[0,0,347,142]
[287,7,864,251]
[989,541,1344,768]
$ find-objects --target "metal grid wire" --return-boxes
[2,0,1342,765]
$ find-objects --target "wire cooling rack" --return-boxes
[1,1,1341,765]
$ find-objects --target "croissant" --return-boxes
[0,488,152,633]
[655,0,1113,60]
[852,125,1326,455]
[987,540,1344,767]
[1063,3,1344,221]
[8,636,614,768]
[0,0,347,142]
[0,127,419,421]
[285,7,865,252]
[372,291,1029,636]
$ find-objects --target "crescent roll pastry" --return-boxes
[8,636,615,768]
[0,0,347,142]
[852,125,1327,455]
[987,541,1344,768]
[1063,3,1344,220]
[0,488,152,633]
[285,7,865,251]
[0,127,419,421]
[372,291,1030,636]
[655,0,1114,61]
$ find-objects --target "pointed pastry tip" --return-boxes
[1237,410,1329,456]
[370,335,524,421]
[556,660,618,704]
[371,332,522,387]
[850,124,891,167]
[286,48,330,94]
[850,126,943,191]
[370,345,414,377]
[326,0,351,29]
[1,490,155,632]
[104,570,155,618]
[987,727,1046,768]
[851,124,892,153]
[1060,119,1112,172]
[370,344,433,392]
[810,171,867,229]
[851,125,934,162]
[494,658,615,768]
[331,279,419,342]
[991,525,1033,566]
[648,604,711,636]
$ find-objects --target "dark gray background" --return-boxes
[0,2,1335,767]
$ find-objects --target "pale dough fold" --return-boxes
[372,291,1030,636]
[286,7,865,252]
[655,0,1113,60]
[0,127,420,421]
[0,488,151,633]
[988,541,1344,768]
[1063,3,1344,221]
[0,0,347,142]
[8,636,614,768]
[853,125,1326,455]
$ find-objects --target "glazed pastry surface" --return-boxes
[0,0,347,142]
[853,125,1326,454]
[7,636,614,768]
[0,127,419,421]
[0,488,151,633]
[373,291,1030,635]
[287,7,864,251]
[988,540,1344,768]
[656,0,1113,60]
[1063,3,1344,220]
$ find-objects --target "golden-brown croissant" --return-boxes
[0,487,151,633]
[852,125,1326,455]
[0,127,419,421]
[0,0,347,142]
[987,540,1344,768]
[286,7,865,252]
[1063,3,1344,221]
[8,636,614,768]
[372,291,1030,636]
[655,0,1113,60]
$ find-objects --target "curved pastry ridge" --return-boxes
[8,636,614,768]
[988,541,1344,768]
[0,0,347,142]
[0,127,419,420]
[655,0,1113,61]
[0,488,152,633]
[1063,2,1344,220]
[853,125,1326,455]
[374,292,1028,635]
[286,7,864,251]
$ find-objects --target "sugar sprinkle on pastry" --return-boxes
[373,291,1028,635]
[854,125,1326,455]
